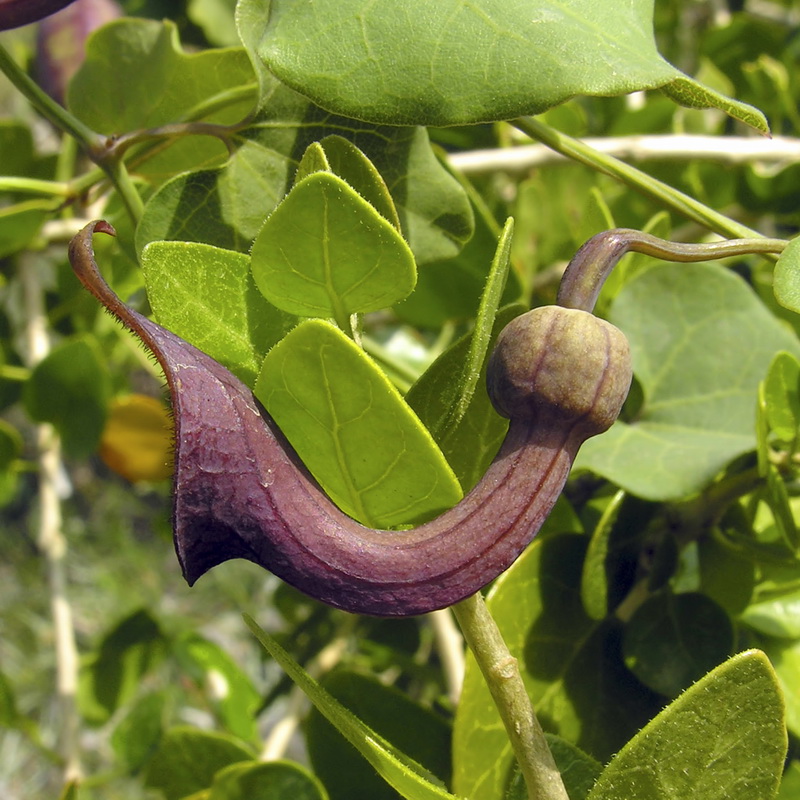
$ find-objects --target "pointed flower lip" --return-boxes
[68,221,630,616]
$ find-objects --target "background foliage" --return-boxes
[1,1,800,799]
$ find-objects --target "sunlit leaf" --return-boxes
[250,172,416,323]
[586,651,786,800]
[254,319,462,528]
[257,0,765,130]
[578,263,800,500]
[141,240,294,385]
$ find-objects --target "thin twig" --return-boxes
[448,134,800,176]
[452,593,569,800]
[19,255,81,784]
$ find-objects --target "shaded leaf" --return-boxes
[245,616,460,800]
[406,303,522,492]
[505,737,602,800]
[306,670,451,800]
[144,727,255,800]
[622,591,734,698]
[111,691,167,773]
[254,319,462,528]
[763,351,800,443]
[208,761,329,800]
[79,609,166,724]
[697,531,755,615]
[586,650,786,800]
[453,534,663,800]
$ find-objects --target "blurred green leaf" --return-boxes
[79,609,166,725]
[0,419,21,505]
[250,172,416,324]
[188,0,239,47]
[742,590,800,639]
[208,761,329,800]
[174,634,261,742]
[244,615,460,800]
[773,237,800,314]
[255,319,462,527]
[144,727,255,800]
[578,263,800,500]
[23,336,111,459]
[141,241,294,385]
[257,0,764,130]
[111,691,167,773]
[622,591,734,698]
[778,761,800,800]
[0,204,49,259]
[586,650,786,800]
[306,670,451,800]
[763,351,800,443]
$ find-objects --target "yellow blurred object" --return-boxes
[100,394,174,482]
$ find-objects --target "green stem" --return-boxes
[558,228,787,312]
[0,364,30,381]
[0,176,70,197]
[452,593,569,800]
[512,116,766,241]
[0,43,103,151]
[101,158,144,225]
